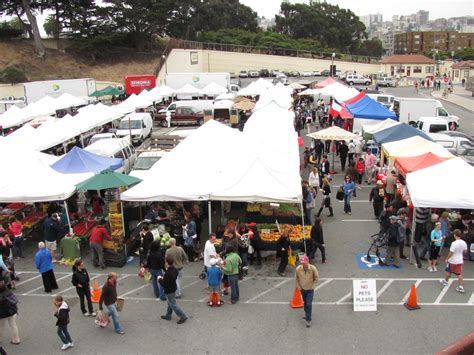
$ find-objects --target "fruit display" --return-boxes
[258,224,311,243]
[20,212,47,230]
[72,219,96,238]
[246,203,302,217]
[108,213,124,244]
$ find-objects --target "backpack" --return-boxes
[0,292,18,318]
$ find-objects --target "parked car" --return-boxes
[229,72,237,79]
[87,133,118,146]
[239,70,249,78]
[115,112,153,146]
[271,69,280,77]
[416,117,449,134]
[129,150,167,179]
[320,69,330,76]
[459,146,474,166]
[259,69,270,77]
[376,77,397,87]
[288,71,300,77]
[429,133,473,155]
[156,106,205,127]
[301,71,313,77]
[249,70,260,78]
[85,138,137,174]
[272,73,288,85]
[312,71,321,76]
[346,74,371,85]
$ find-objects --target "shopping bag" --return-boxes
[288,249,296,267]
[144,271,152,284]
[336,187,344,201]
[94,310,110,328]
[138,267,145,278]
[116,298,125,312]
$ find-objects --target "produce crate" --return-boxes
[108,201,121,214]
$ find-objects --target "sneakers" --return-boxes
[278,272,286,277]
[455,286,465,293]
[177,317,187,324]
[428,266,434,272]
[83,312,90,317]
[433,266,438,272]
[161,315,171,321]
[439,279,448,286]
[306,320,311,328]
[61,343,72,351]
[91,312,97,317]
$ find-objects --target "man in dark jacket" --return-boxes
[99,272,124,335]
[159,256,187,324]
[315,140,324,165]
[309,218,326,263]
[339,141,349,171]
[43,213,67,261]
[384,216,400,268]
[0,278,20,345]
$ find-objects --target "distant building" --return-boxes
[380,54,436,78]
[451,60,474,82]
[394,31,474,54]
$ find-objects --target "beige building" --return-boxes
[451,60,474,82]
[380,54,436,78]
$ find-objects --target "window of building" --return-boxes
[397,66,405,74]
[455,70,459,78]
[464,70,469,77]
[414,35,420,39]
[415,40,420,44]
[413,66,422,73]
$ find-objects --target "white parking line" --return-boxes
[468,293,474,305]
[245,278,291,303]
[376,279,394,298]
[21,273,73,295]
[336,292,352,304]
[55,273,105,296]
[315,279,332,291]
[15,274,42,287]
[434,279,454,304]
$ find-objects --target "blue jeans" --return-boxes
[57,325,72,344]
[300,289,314,321]
[13,236,23,258]
[343,194,352,213]
[176,269,183,297]
[165,292,187,319]
[238,250,248,268]
[150,269,166,300]
[227,274,239,303]
[106,304,123,333]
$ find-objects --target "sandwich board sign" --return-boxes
[353,279,377,312]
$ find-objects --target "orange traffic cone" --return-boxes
[91,278,101,303]
[404,284,420,310]
[289,287,304,308]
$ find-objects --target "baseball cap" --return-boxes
[300,255,309,264]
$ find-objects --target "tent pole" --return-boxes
[409,207,415,264]
[208,201,212,235]
[120,201,127,256]
[63,200,72,234]
[300,202,307,255]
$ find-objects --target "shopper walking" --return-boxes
[236,224,251,275]
[339,140,348,171]
[309,218,326,263]
[305,187,316,226]
[221,245,242,304]
[138,224,154,266]
[364,149,376,184]
[440,229,468,293]
[342,175,355,215]
[0,278,20,345]
[71,259,95,316]
[428,222,444,272]
[146,241,166,300]
[384,216,400,268]
[159,256,188,324]
[35,242,58,293]
[369,180,385,219]
[165,238,188,298]
[316,177,334,217]
[89,219,112,269]
[385,170,397,203]
[277,228,290,277]
[355,158,364,185]
[295,255,319,328]
[99,272,124,335]
[53,295,74,350]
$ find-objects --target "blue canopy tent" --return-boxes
[345,95,397,120]
[50,146,123,174]
[373,123,434,144]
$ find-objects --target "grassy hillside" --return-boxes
[0,40,162,83]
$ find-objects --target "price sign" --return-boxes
[353,279,377,312]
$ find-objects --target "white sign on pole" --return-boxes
[353,279,377,312]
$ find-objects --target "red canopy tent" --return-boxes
[344,91,365,105]
[329,102,352,119]
[314,77,337,88]
[394,152,452,176]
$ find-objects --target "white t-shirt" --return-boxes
[308,171,319,188]
[448,239,467,264]
[203,240,217,268]
[348,142,356,154]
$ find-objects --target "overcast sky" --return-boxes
[240,0,473,20]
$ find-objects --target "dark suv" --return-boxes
[259,69,270,77]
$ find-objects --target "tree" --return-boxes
[0,0,45,57]
[0,65,28,84]
[275,2,366,53]
[357,39,384,57]
[43,14,59,38]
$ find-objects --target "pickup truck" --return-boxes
[156,106,204,127]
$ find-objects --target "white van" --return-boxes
[429,133,473,156]
[85,138,137,174]
[115,112,153,145]
[367,94,395,110]
[129,150,167,180]
[212,99,238,126]
[158,100,214,115]
[416,117,449,133]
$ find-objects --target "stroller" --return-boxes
[366,230,389,266]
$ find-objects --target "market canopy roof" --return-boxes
[345,95,397,120]
[363,118,401,135]
[373,123,433,144]
[89,86,123,97]
[307,126,360,141]
[394,152,452,176]
[55,93,88,109]
[149,85,174,97]
[117,93,153,110]
[173,83,200,95]
[382,136,453,159]
[51,146,123,174]
[328,102,353,119]
[314,77,337,88]
[199,82,228,96]
[76,169,141,190]
[406,157,474,209]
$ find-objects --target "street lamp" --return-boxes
[331,52,336,77]
[162,54,168,75]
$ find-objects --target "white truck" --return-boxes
[23,78,96,104]
[165,72,239,92]
[392,98,459,130]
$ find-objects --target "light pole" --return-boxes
[331,52,335,77]
[162,54,168,84]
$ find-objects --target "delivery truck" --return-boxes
[392,97,459,130]
[23,78,96,104]
[165,72,231,91]
[124,74,156,95]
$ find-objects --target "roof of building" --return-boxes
[380,54,436,64]
[452,60,474,69]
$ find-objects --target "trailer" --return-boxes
[23,78,96,104]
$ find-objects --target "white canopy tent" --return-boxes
[199,82,228,96]
[55,93,88,109]
[333,87,360,103]
[117,93,153,110]
[253,85,293,111]
[362,118,401,135]
[382,136,454,159]
[138,89,163,103]
[406,158,474,209]
[148,85,174,97]
[307,126,360,141]
[311,82,352,97]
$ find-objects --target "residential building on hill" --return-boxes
[380,54,436,78]
[394,31,474,54]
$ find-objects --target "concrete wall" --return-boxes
[157,49,381,85]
